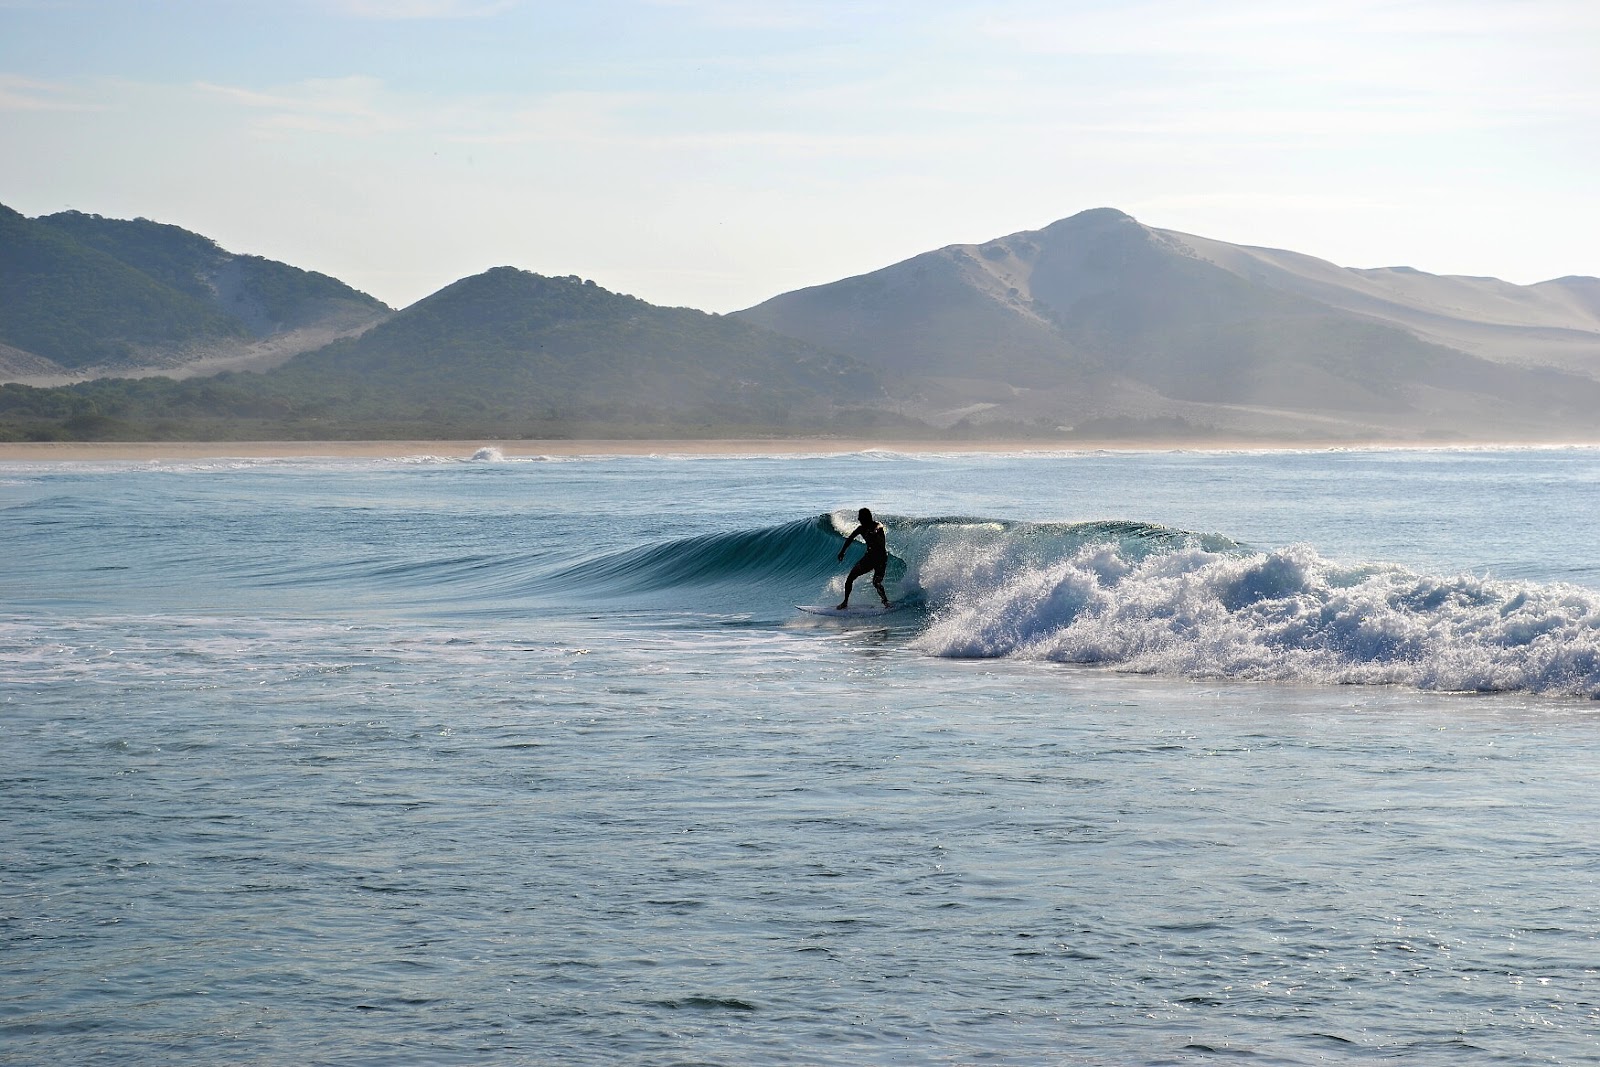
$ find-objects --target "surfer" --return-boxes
[836,507,891,610]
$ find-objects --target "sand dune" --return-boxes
[1166,230,1600,373]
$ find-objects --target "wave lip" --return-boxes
[914,540,1600,697]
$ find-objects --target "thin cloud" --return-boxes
[330,0,516,18]
[966,0,1600,141]
[197,76,408,137]
[642,0,863,30]
[0,74,105,112]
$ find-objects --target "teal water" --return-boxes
[3,446,1600,1064]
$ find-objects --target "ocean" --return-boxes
[3,445,1599,1065]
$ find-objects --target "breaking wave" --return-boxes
[910,533,1600,697]
[522,511,1600,697]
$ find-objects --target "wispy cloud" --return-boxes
[976,0,1596,57]
[330,0,516,18]
[980,0,1600,80]
[0,74,105,112]
[439,90,659,145]
[964,0,1600,140]
[641,0,862,31]
[197,76,408,137]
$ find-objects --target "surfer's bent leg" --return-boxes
[871,557,889,606]
[839,557,873,609]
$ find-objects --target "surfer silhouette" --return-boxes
[836,507,891,609]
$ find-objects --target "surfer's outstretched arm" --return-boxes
[837,525,863,561]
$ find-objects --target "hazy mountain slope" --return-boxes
[37,211,389,335]
[1022,210,1468,408]
[0,268,889,439]
[731,244,1077,386]
[279,267,884,422]
[736,208,1600,438]
[0,203,247,371]
[0,205,391,383]
[1165,230,1600,376]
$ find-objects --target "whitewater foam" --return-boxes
[913,538,1600,697]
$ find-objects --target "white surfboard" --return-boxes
[796,602,902,617]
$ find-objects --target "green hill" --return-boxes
[0,203,246,371]
[0,204,390,381]
[37,210,388,334]
[284,267,880,421]
[0,269,889,440]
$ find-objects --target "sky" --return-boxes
[1,0,1596,313]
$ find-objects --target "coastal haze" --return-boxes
[2,203,1597,443]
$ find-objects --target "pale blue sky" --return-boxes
[2,0,1595,312]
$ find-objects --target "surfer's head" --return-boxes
[859,507,873,523]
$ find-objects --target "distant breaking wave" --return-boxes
[544,512,1600,697]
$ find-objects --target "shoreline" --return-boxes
[1,437,1597,462]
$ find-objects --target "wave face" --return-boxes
[910,530,1600,698]
[542,513,1198,612]
[545,515,889,605]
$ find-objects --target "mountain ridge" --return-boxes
[734,208,1600,439]
[2,203,1597,442]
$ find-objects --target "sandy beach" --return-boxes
[1,436,1592,462]
[0,437,1229,461]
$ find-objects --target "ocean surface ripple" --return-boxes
[4,446,1600,1065]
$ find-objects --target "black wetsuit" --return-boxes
[840,521,889,606]
[856,523,887,579]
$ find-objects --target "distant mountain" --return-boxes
[0,268,888,440]
[280,267,884,426]
[5,202,1599,443]
[0,204,390,383]
[736,208,1600,440]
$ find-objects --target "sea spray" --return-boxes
[912,536,1600,697]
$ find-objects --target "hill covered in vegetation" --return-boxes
[0,204,247,373]
[0,204,390,382]
[0,269,891,441]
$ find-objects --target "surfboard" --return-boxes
[796,603,901,617]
